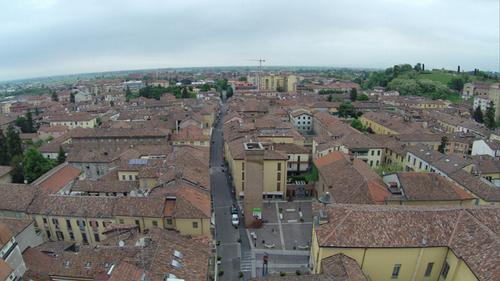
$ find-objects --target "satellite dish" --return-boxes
[118,240,125,247]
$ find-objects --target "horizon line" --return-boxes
[1,64,498,84]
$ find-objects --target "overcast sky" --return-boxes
[0,0,498,80]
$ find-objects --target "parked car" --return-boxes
[230,205,238,215]
[231,214,239,227]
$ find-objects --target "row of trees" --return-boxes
[324,88,368,103]
[215,79,233,98]
[0,125,64,183]
[337,102,361,118]
[473,102,497,129]
[0,126,23,166]
[15,112,36,133]
[130,85,197,101]
[386,77,452,100]
[348,88,368,102]
[51,91,75,103]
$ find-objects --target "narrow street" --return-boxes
[211,102,252,281]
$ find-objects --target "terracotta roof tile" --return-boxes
[37,165,82,193]
[0,183,38,213]
[315,204,500,281]
[314,152,390,204]
[393,172,475,201]
[0,260,12,281]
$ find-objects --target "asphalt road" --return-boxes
[211,103,252,280]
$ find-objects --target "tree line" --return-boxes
[473,102,497,129]
[0,123,65,183]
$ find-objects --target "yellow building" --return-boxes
[403,145,500,205]
[359,115,399,135]
[149,180,212,236]
[382,172,476,206]
[48,112,97,129]
[359,112,425,135]
[259,74,297,92]
[404,100,448,109]
[30,196,118,245]
[311,204,498,281]
[0,180,211,246]
[30,193,211,245]
[466,156,500,187]
[225,139,288,200]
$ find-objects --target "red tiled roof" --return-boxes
[0,260,12,281]
[38,165,82,193]
[315,204,500,281]
[108,262,145,281]
[314,152,390,204]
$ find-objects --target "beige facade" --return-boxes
[49,117,97,129]
[242,143,265,227]
[259,74,297,92]
[312,242,477,281]
[33,215,113,245]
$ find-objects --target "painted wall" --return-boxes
[175,218,210,236]
[313,244,478,281]
[359,116,399,135]
[33,215,114,245]
[49,118,97,129]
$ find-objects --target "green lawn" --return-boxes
[416,71,455,84]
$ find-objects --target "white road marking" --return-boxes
[275,202,286,250]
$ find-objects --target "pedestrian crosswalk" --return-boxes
[240,252,253,272]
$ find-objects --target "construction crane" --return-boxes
[249,59,266,91]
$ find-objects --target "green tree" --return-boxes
[125,86,133,102]
[23,147,55,183]
[51,91,59,101]
[387,78,420,96]
[70,92,75,103]
[438,136,448,154]
[448,77,465,91]
[0,131,8,165]
[238,76,247,82]
[473,106,484,123]
[351,118,366,132]
[226,86,234,98]
[414,63,422,72]
[15,116,27,132]
[374,163,404,176]
[199,84,211,92]
[57,146,66,164]
[215,79,229,92]
[6,125,22,159]
[327,94,333,102]
[181,87,189,98]
[365,71,391,88]
[110,100,115,107]
[338,102,356,118]
[25,112,35,133]
[357,93,369,101]
[349,88,358,102]
[484,101,496,129]
[9,154,24,183]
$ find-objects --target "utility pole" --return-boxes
[249,59,266,91]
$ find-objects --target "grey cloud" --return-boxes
[0,0,498,80]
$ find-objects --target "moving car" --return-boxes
[231,214,239,227]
